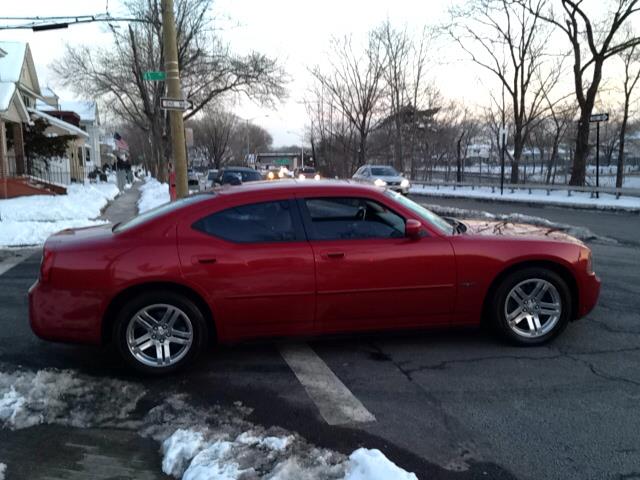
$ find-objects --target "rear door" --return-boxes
[298,195,456,333]
[178,196,316,341]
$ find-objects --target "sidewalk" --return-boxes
[100,182,142,224]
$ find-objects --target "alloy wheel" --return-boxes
[126,303,194,367]
[504,278,562,339]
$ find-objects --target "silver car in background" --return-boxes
[352,165,411,194]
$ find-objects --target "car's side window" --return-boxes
[362,168,370,177]
[302,197,405,241]
[193,200,300,243]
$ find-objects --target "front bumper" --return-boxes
[29,280,103,344]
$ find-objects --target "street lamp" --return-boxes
[287,130,306,169]
[238,114,269,167]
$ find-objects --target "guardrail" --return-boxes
[410,180,640,199]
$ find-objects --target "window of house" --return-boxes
[302,197,405,241]
[193,200,300,243]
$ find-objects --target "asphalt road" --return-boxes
[1,197,639,480]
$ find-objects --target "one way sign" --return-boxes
[589,113,609,123]
[161,98,193,111]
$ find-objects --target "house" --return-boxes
[0,41,90,198]
[37,89,102,168]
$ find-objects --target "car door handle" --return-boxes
[324,252,345,259]
[192,255,217,265]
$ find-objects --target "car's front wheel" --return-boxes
[491,267,572,345]
[114,291,208,374]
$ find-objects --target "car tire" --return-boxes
[113,290,208,375]
[490,267,572,345]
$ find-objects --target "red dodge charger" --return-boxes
[29,181,600,373]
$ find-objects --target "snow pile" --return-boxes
[0,462,5,480]
[410,184,640,211]
[0,182,120,247]
[143,395,417,480]
[0,366,145,430]
[138,176,170,214]
[422,202,617,244]
[0,366,417,480]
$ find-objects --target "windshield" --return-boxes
[114,194,213,232]
[384,190,454,235]
[371,166,399,177]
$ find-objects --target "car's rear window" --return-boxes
[114,194,213,232]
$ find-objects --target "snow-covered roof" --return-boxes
[28,107,89,138]
[38,99,98,124]
[59,100,97,123]
[0,41,27,83]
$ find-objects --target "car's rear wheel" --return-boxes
[114,291,207,374]
[491,267,572,345]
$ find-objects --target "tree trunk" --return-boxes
[456,133,464,182]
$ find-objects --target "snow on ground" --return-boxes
[138,176,170,214]
[0,462,5,480]
[0,367,417,479]
[421,202,616,244]
[410,184,640,212]
[0,365,145,430]
[0,181,121,247]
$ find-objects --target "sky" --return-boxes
[0,0,635,146]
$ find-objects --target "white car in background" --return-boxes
[352,165,410,194]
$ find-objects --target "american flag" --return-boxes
[114,132,129,152]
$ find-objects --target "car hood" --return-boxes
[463,219,584,245]
[372,175,405,182]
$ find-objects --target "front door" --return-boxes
[298,196,456,333]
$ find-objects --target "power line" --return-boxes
[0,14,151,31]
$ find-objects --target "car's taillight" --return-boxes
[586,251,593,274]
[40,248,55,282]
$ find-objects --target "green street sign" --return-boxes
[275,158,289,165]
[143,71,166,81]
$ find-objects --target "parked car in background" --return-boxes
[352,165,410,194]
[30,180,600,374]
[205,169,218,189]
[214,167,263,186]
[187,169,202,193]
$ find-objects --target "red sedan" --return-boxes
[29,181,600,374]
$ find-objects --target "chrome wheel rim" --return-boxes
[126,304,193,367]
[504,278,562,339]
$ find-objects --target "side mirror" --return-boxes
[405,219,422,239]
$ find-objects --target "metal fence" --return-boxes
[411,179,640,200]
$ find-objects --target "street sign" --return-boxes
[590,113,609,123]
[160,98,193,111]
[143,71,166,81]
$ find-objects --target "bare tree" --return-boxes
[450,0,555,183]
[191,106,237,169]
[520,0,640,185]
[309,32,386,167]
[53,0,287,180]
[616,33,640,187]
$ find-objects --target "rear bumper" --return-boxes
[29,280,103,345]
[576,273,601,319]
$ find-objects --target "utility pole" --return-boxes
[589,113,609,200]
[161,0,188,199]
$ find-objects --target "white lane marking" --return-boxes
[279,343,376,425]
[0,250,36,276]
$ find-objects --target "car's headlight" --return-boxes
[374,178,387,187]
[401,179,410,188]
[298,174,306,180]
[267,171,275,180]
[314,174,321,181]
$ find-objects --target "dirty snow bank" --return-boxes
[138,176,170,214]
[0,182,120,247]
[148,395,417,480]
[0,462,5,480]
[0,367,418,480]
[0,366,145,429]
[422,202,616,244]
